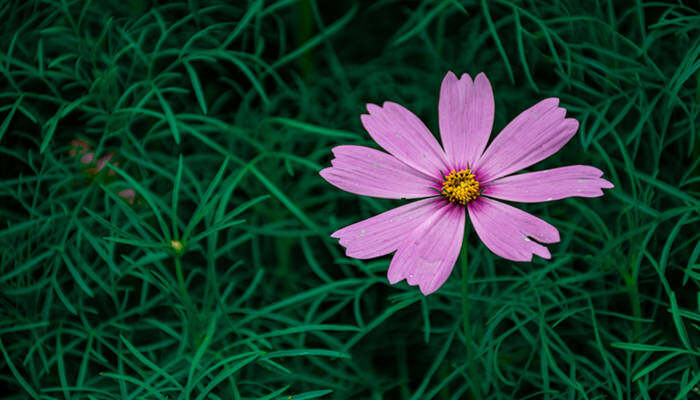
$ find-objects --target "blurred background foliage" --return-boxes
[0,0,699,398]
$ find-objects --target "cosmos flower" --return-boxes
[69,138,91,157]
[69,138,118,176]
[67,138,134,204]
[320,71,613,295]
[85,153,116,176]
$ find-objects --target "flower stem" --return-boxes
[461,225,482,400]
[174,256,193,312]
[625,270,642,341]
[619,259,642,344]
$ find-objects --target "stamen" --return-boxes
[441,168,480,205]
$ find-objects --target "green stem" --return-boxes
[626,272,642,342]
[175,256,193,312]
[461,226,482,400]
[621,257,642,343]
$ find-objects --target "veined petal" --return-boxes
[475,98,578,182]
[331,197,444,259]
[361,102,449,177]
[483,165,614,203]
[319,145,440,199]
[388,202,465,295]
[439,72,494,169]
[468,197,559,262]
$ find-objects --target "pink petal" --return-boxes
[438,72,495,169]
[81,152,95,164]
[331,197,444,259]
[69,138,91,157]
[118,189,135,205]
[475,98,578,182]
[95,153,114,171]
[467,197,559,262]
[319,145,440,199]
[387,202,465,295]
[86,153,114,175]
[361,102,449,177]
[483,165,614,203]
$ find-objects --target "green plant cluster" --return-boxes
[1,0,699,399]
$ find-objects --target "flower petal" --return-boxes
[81,152,95,164]
[69,138,91,157]
[483,165,614,203]
[319,145,440,199]
[475,98,578,182]
[438,72,495,169]
[387,203,465,295]
[86,153,114,175]
[467,197,559,262]
[331,197,444,260]
[361,102,449,177]
[118,189,136,205]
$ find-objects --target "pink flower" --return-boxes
[80,152,95,164]
[118,189,136,205]
[69,138,91,157]
[85,153,114,175]
[320,71,613,295]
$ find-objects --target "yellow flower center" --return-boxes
[170,240,184,253]
[441,168,480,205]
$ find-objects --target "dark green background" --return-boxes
[1,0,699,398]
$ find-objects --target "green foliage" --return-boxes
[0,0,698,398]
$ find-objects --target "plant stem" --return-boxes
[461,225,482,400]
[175,256,193,312]
[625,269,642,342]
